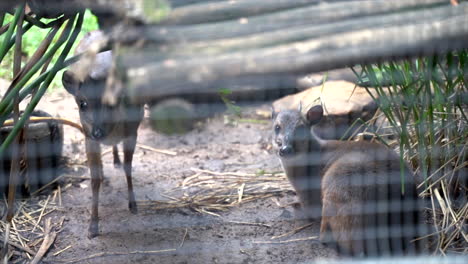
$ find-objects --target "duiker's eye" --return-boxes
[274,124,281,133]
[79,100,88,111]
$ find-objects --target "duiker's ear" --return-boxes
[270,105,277,120]
[306,105,323,125]
[62,70,79,95]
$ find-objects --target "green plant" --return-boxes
[219,88,242,117]
[353,51,467,254]
[0,9,98,88]
[1,12,85,153]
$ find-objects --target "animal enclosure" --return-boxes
[0,0,467,263]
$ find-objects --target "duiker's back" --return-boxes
[320,140,424,256]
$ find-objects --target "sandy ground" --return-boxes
[29,90,337,263]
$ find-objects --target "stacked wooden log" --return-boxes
[104,0,468,106]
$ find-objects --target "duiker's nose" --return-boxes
[91,127,104,140]
[279,145,293,156]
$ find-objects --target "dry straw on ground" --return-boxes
[1,186,67,263]
[1,168,293,263]
[138,168,293,216]
[427,181,468,254]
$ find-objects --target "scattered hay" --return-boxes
[1,185,68,263]
[428,181,468,255]
[138,168,293,215]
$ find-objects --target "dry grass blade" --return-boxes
[30,174,66,196]
[5,240,35,256]
[270,223,314,240]
[223,220,271,228]
[432,183,468,252]
[30,218,57,264]
[137,144,177,156]
[55,248,177,263]
[138,168,292,215]
[101,144,176,157]
[253,236,318,244]
[178,229,188,249]
[1,223,11,262]
[10,220,31,259]
[3,117,84,133]
[32,195,50,232]
[52,245,72,257]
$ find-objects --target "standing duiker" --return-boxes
[272,105,427,257]
[62,30,144,238]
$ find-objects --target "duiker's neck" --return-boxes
[281,133,324,219]
[281,133,323,189]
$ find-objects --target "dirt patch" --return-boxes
[22,90,337,263]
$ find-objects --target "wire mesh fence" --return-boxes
[0,0,467,263]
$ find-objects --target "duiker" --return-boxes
[62,30,144,238]
[272,104,428,257]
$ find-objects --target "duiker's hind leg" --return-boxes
[320,203,342,255]
[112,145,121,168]
[123,136,137,214]
[321,198,367,257]
[320,218,337,250]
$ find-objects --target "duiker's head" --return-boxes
[62,30,118,141]
[63,66,120,141]
[272,104,323,158]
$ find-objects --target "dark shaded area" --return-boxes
[0,110,63,197]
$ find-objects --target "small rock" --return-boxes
[203,159,225,172]
[279,209,293,219]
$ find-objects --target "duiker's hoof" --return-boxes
[290,201,302,209]
[88,223,99,239]
[129,201,138,214]
[113,161,121,168]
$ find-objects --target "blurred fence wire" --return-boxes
[0,0,467,263]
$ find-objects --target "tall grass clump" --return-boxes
[353,51,467,254]
[0,9,98,88]
[0,5,88,155]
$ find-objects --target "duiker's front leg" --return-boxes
[123,136,138,214]
[85,138,103,238]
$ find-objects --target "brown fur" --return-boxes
[272,105,428,257]
[62,30,143,238]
